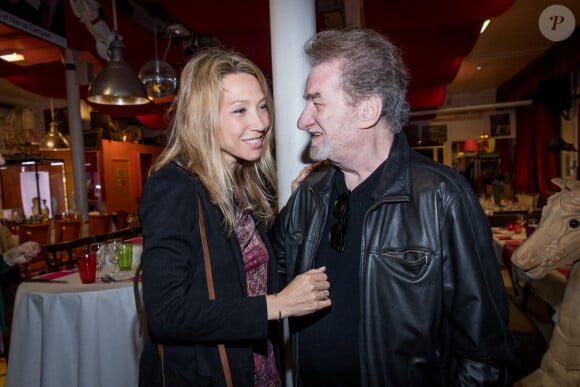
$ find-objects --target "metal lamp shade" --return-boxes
[87,39,150,105]
[39,122,70,151]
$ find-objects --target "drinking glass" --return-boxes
[117,243,133,271]
[90,242,106,279]
[77,250,97,284]
[513,214,526,234]
[107,238,122,274]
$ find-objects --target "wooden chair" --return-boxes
[18,223,51,278]
[43,241,74,272]
[44,235,94,272]
[91,226,142,244]
[88,214,113,236]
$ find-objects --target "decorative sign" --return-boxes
[538,5,575,42]
[489,112,512,137]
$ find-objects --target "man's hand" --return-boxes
[291,161,331,192]
[3,241,41,266]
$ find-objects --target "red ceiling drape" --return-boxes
[497,27,580,193]
[2,0,517,115]
[497,27,580,102]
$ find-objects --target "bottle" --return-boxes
[526,218,539,237]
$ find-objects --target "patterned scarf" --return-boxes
[235,209,281,387]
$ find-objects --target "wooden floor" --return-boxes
[0,357,5,387]
[501,267,556,382]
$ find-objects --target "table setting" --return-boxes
[492,226,527,260]
[5,240,144,387]
[491,225,568,312]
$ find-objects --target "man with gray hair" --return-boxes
[273,28,515,386]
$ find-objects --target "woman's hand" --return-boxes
[3,241,41,266]
[267,267,331,320]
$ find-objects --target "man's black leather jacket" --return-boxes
[272,134,515,386]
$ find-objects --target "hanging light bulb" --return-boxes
[87,0,149,105]
[40,99,70,151]
[139,24,177,98]
[139,59,177,98]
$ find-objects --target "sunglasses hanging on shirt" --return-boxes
[329,191,350,252]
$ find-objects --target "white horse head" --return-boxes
[511,178,580,279]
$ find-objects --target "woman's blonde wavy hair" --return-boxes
[150,47,277,235]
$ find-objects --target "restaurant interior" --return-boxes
[0,0,579,385]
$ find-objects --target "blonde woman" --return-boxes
[138,47,331,387]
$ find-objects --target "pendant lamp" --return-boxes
[139,23,177,98]
[87,0,149,105]
[40,99,70,151]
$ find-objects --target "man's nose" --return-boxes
[297,106,313,130]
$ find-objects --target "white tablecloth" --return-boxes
[6,268,144,387]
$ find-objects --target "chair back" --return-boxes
[43,235,94,272]
[18,223,50,278]
[133,262,147,338]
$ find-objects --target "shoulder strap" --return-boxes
[198,195,233,387]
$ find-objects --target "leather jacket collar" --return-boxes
[307,132,413,203]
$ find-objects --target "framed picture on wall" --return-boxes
[420,124,447,145]
[84,128,102,151]
[488,111,513,137]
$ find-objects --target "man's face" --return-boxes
[297,60,358,163]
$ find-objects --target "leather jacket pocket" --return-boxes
[377,248,434,279]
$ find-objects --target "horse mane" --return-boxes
[548,178,580,212]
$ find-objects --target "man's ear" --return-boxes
[358,95,382,129]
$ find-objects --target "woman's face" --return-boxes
[219,73,270,170]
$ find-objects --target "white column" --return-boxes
[63,48,89,223]
[270,0,316,208]
[269,3,316,386]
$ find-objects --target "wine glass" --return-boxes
[107,238,122,274]
[90,242,106,279]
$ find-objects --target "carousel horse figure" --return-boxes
[511,178,580,387]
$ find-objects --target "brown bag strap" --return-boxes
[198,195,234,387]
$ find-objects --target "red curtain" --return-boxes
[512,104,558,193]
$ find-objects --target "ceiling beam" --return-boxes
[409,99,533,117]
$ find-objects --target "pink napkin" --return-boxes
[125,236,143,243]
[128,274,142,282]
[34,270,78,280]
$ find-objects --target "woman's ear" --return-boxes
[358,95,382,129]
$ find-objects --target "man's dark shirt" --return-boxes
[297,164,384,386]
